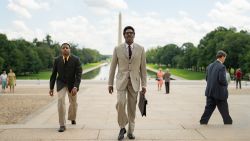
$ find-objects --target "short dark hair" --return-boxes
[61,43,71,48]
[123,26,135,35]
[216,50,227,58]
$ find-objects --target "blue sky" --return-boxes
[0,0,250,54]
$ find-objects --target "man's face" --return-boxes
[221,56,226,63]
[124,29,135,44]
[61,44,70,56]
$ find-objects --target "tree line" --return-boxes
[0,34,107,75]
[146,26,250,78]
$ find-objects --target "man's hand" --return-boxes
[141,87,146,95]
[108,86,113,94]
[49,89,54,96]
[71,87,78,96]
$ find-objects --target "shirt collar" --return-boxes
[125,43,134,49]
[63,56,69,61]
[217,59,223,64]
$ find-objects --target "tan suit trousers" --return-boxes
[116,80,138,134]
[57,87,78,126]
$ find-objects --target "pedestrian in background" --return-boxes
[8,69,16,93]
[0,70,8,93]
[163,69,171,94]
[156,68,164,91]
[235,68,242,89]
[226,69,231,84]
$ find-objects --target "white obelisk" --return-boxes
[118,12,122,46]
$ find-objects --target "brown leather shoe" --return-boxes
[58,126,66,132]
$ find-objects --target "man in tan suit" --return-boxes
[108,26,147,140]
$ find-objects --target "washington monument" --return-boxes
[118,12,122,46]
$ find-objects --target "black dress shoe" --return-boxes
[127,133,135,140]
[118,128,126,140]
[224,120,233,124]
[200,122,207,125]
[58,126,66,132]
[71,120,76,125]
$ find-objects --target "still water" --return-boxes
[82,64,156,80]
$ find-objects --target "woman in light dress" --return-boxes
[8,69,16,93]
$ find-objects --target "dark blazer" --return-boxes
[50,55,82,92]
[205,60,228,100]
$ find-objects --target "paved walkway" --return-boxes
[0,80,250,140]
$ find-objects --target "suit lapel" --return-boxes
[68,55,71,63]
[122,44,129,59]
[60,56,64,64]
[130,43,138,61]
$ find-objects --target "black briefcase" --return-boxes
[138,91,148,117]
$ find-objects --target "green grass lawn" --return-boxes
[147,64,205,80]
[170,69,205,80]
[17,71,52,80]
[17,62,103,80]
[82,62,102,70]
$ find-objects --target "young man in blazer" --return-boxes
[49,43,82,132]
[108,26,147,140]
[200,50,232,124]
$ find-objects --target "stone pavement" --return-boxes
[0,80,250,141]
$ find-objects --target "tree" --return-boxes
[197,26,235,71]
[0,33,106,75]
[181,42,198,70]
[147,26,250,77]
[44,34,53,47]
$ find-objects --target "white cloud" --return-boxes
[84,0,127,9]
[49,16,117,54]
[84,0,127,15]
[178,10,189,17]
[2,20,44,41]
[1,13,215,55]
[3,0,250,55]
[18,0,49,10]
[7,0,31,18]
[13,20,30,31]
[7,0,50,18]
[121,12,214,50]
[89,7,110,15]
[208,0,250,28]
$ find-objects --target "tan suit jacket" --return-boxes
[108,43,147,92]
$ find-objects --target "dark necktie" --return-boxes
[128,45,132,59]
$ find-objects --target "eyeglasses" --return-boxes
[125,32,134,35]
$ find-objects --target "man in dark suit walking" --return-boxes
[200,50,233,125]
[49,43,82,132]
